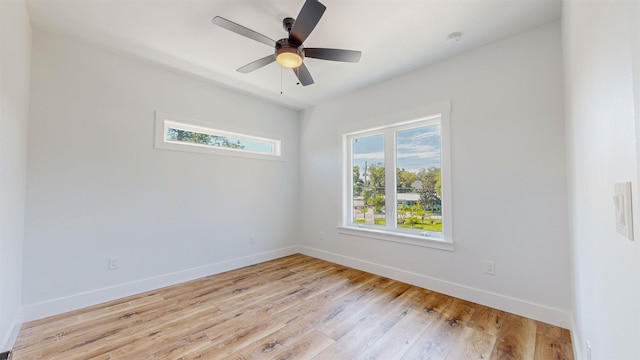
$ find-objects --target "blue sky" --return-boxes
[352,124,441,174]
[232,138,274,153]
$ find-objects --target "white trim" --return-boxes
[569,314,584,360]
[0,310,23,352]
[337,226,455,251]
[164,120,281,156]
[341,101,453,246]
[154,111,284,161]
[21,246,300,322]
[298,245,572,329]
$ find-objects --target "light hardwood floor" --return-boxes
[12,254,573,359]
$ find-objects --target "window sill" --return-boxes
[337,226,455,252]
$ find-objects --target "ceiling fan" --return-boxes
[212,0,362,86]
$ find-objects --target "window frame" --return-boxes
[339,102,453,251]
[154,112,283,161]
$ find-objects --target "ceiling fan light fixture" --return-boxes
[277,53,302,68]
[276,49,303,68]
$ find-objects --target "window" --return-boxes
[340,103,452,250]
[154,112,282,160]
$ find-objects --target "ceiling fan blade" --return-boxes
[289,0,326,45]
[237,55,276,73]
[212,16,275,47]
[304,48,362,63]
[293,63,314,86]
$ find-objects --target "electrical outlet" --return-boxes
[108,256,120,270]
[319,231,324,240]
[586,341,592,360]
[249,235,256,245]
[484,260,495,275]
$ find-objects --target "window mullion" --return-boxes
[346,136,354,226]
[384,129,396,230]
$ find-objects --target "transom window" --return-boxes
[341,103,452,249]
[154,112,282,160]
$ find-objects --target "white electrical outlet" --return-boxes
[108,256,120,270]
[586,341,592,360]
[249,235,256,245]
[484,260,495,275]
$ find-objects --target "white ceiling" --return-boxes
[26,0,562,110]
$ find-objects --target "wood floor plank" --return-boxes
[490,313,537,360]
[467,304,506,336]
[354,309,437,360]
[399,298,476,360]
[220,273,385,359]
[11,254,573,360]
[16,256,312,356]
[316,279,411,341]
[412,290,455,315]
[313,282,416,359]
[536,320,572,343]
[266,331,335,360]
[180,267,376,359]
[534,333,574,360]
[445,327,497,359]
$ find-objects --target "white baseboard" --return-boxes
[299,245,572,329]
[22,246,300,323]
[570,314,584,360]
[0,310,23,352]
[19,245,573,335]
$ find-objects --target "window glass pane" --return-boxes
[352,134,385,226]
[395,124,442,233]
[166,127,275,155]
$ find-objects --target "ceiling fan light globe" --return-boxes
[276,51,303,68]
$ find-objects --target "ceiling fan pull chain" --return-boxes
[280,66,283,94]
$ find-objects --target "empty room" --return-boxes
[1,0,639,359]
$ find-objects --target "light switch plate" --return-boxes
[613,182,634,241]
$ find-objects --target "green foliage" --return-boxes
[367,193,385,215]
[434,170,442,198]
[397,217,442,232]
[397,204,442,232]
[367,165,386,196]
[415,167,442,213]
[405,215,420,228]
[353,162,443,229]
[397,204,411,225]
[396,168,417,193]
[411,204,423,212]
[167,128,245,149]
[421,223,442,232]
[353,165,364,196]
[356,162,385,208]
[374,218,386,225]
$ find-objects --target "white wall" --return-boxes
[0,0,31,351]
[299,22,571,326]
[563,1,640,359]
[22,31,300,313]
